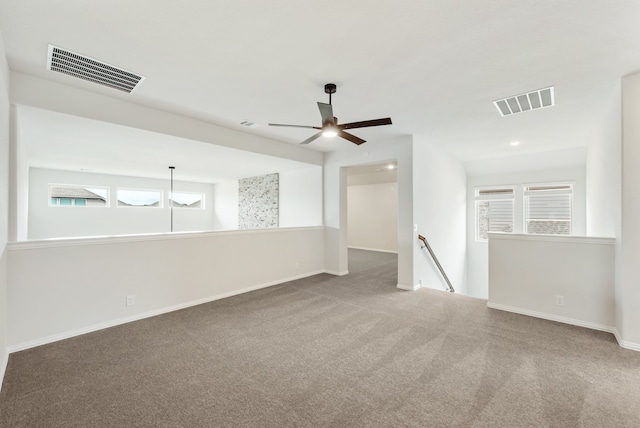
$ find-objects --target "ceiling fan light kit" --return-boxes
[269,83,392,146]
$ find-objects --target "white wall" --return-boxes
[28,168,216,239]
[212,180,239,230]
[7,227,325,350]
[279,167,323,228]
[488,234,615,333]
[324,136,413,287]
[466,166,586,298]
[211,166,323,231]
[9,72,323,242]
[620,72,640,350]
[585,83,621,238]
[11,73,323,166]
[413,138,467,293]
[347,182,398,253]
[0,27,10,385]
[9,104,28,241]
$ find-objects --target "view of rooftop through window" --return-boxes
[49,185,108,207]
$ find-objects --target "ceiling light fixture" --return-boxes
[387,164,395,170]
[510,141,521,146]
[322,126,338,138]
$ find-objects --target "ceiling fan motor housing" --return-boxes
[268,82,391,146]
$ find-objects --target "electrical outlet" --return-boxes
[555,295,564,306]
[126,295,136,306]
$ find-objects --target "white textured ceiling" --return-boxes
[1,1,640,178]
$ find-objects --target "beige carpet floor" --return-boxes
[1,249,639,427]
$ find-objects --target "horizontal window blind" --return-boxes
[524,184,572,235]
[475,186,515,241]
[476,199,514,241]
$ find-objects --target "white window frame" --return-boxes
[474,186,515,242]
[48,184,109,208]
[523,182,573,236]
[116,188,164,208]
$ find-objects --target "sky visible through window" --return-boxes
[169,192,202,205]
[117,189,161,206]
[86,188,107,199]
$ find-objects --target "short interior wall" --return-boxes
[488,233,615,333]
[7,227,325,350]
[466,166,587,299]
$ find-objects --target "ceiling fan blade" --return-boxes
[339,118,393,130]
[317,102,335,126]
[338,130,366,145]
[300,132,323,145]
[269,123,321,130]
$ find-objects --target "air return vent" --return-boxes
[493,87,554,116]
[47,45,144,93]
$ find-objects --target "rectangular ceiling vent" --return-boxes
[493,86,554,117]
[47,45,144,93]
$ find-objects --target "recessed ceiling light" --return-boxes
[387,164,395,170]
[510,141,521,146]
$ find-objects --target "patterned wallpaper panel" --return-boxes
[238,173,279,229]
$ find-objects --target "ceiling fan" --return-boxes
[269,83,392,146]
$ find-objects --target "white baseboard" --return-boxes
[613,329,640,352]
[487,302,616,335]
[348,246,398,254]
[0,351,8,392]
[397,283,420,291]
[8,270,325,353]
[324,270,349,276]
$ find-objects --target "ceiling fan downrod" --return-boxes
[324,83,337,105]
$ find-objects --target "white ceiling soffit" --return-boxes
[47,44,144,93]
[493,87,555,117]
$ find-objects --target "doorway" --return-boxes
[345,162,399,273]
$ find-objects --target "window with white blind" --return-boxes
[475,187,514,241]
[524,184,572,235]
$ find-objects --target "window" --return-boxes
[49,185,108,207]
[475,187,514,241]
[168,191,204,209]
[524,184,572,235]
[117,188,162,207]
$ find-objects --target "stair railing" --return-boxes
[418,234,455,293]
